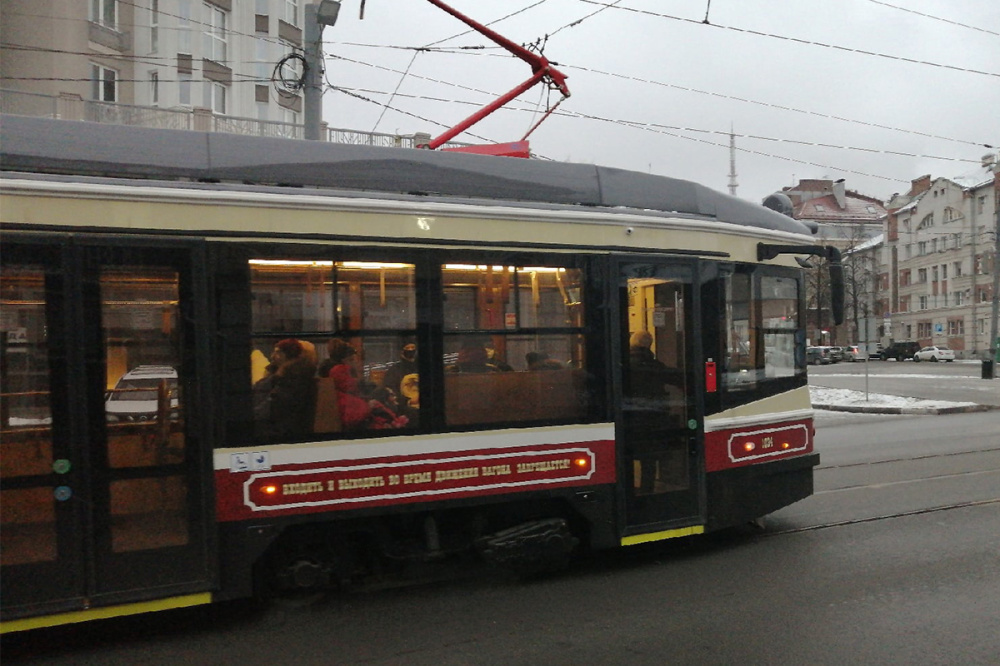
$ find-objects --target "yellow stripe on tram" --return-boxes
[621,525,705,547]
[0,592,213,635]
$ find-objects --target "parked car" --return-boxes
[844,345,868,362]
[827,346,845,363]
[807,346,831,365]
[105,365,180,422]
[913,345,955,362]
[878,341,921,361]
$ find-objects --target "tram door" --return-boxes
[618,261,703,532]
[1,244,211,620]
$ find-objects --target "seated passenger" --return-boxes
[382,343,418,397]
[369,387,409,429]
[447,344,499,373]
[255,338,317,438]
[526,351,565,371]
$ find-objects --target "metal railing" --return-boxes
[0,89,467,149]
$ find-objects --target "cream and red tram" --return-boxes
[0,115,842,632]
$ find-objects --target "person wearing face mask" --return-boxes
[382,342,418,400]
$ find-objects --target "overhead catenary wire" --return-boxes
[327,42,991,150]
[337,83,979,167]
[575,0,1000,79]
[864,0,1000,37]
[329,53,988,161]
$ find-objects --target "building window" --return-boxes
[255,38,272,82]
[953,260,962,277]
[918,214,934,230]
[178,0,192,53]
[203,3,228,63]
[918,241,927,256]
[150,0,159,52]
[179,73,191,105]
[204,81,227,114]
[941,264,947,279]
[91,0,117,29]
[978,196,986,214]
[932,266,939,282]
[918,296,928,311]
[91,64,117,102]
[954,291,965,306]
[284,0,299,26]
[917,268,927,283]
[150,70,159,105]
[948,320,964,336]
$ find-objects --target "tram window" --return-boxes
[250,259,418,439]
[251,260,336,332]
[441,264,589,427]
[102,268,186,469]
[760,276,800,378]
[723,271,804,392]
[1,265,57,566]
[442,265,584,331]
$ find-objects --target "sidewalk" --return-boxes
[809,385,996,415]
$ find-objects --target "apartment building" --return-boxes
[882,172,998,358]
[2,0,305,132]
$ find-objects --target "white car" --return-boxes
[105,365,180,421]
[844,345,868,362]
[912,346,955,362]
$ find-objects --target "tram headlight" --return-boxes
[744,441,756,452]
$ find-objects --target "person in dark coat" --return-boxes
[382,343,418,397]
[628,331,682,401]
[258,338,317,438]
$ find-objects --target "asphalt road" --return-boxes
[6,409,1000,665]
[807,358,1000,407]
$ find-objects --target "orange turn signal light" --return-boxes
[574,457,590,469]
[263,485,278,495]
[744,442,756,452]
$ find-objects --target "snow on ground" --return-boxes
[809,385,978,410]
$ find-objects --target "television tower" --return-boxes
[727,124,738,196]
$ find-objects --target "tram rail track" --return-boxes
[765,496,1000,536]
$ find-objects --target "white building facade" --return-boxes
[883,173,998,358]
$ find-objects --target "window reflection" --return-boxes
[724,271,803,390]
[102,268,186,470]
[0,265,56,565]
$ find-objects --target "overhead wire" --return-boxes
[575,0,1000,79]
[327,41,991,149]
[863,0,1000,37]
[336,83,979,167]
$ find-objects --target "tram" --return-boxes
[0,115,843,632]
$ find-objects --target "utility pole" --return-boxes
[303,2,341,140]
[989,153,1000,376]
[727,125,738,197]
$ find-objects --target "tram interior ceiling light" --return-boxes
[315,0,341,26]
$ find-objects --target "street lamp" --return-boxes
[304,1,340,140]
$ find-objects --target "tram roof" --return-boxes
[1,114,813,236]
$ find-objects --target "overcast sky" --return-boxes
[319,0,1000,204]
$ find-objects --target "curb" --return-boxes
[814,403,996,415]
